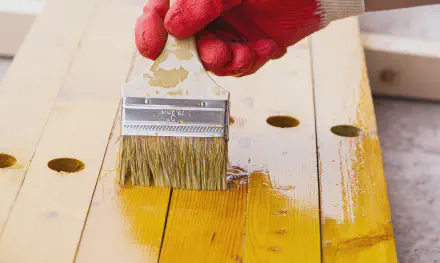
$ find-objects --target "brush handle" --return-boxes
[148,0,204,80]
[122,2,228,100]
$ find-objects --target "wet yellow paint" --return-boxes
[245,172,321,262]
[117,186,171,258]
[323,136,396,263]
[159,185,247,262]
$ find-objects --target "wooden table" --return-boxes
[0,0,397,262]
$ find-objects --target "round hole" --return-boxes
[266,116,300,128]
[0,154,17,168]
[379,69,398,84]
[331,125,361,137]
[48,158,85,173]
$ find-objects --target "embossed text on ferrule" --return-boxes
[161,109,186,122]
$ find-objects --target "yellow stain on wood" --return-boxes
[322,136,396,262]
[245,172,321,262]
[117,186,171,259]
[160,186,247,262]
[321,67,397,263]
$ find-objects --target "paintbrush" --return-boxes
[118,16,230,190]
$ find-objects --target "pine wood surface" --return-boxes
[0,0,397,262]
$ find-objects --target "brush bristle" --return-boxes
[118,136,228,190]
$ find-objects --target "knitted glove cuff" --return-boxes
[317,0,365,27]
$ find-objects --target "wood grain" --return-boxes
[0,0,142,261]
[160,187,247,263]
[311,17,398,263]
[0,0,101,235]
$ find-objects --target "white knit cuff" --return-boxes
[317,0,365,27]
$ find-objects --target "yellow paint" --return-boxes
[167,89,183,96]
[117,186,171,259]
[245,172,321,262]
[144,40,194,89]
[148,67,189,88]
[321,67,397,263]
[322,135,396,263]
[174,45,194,60]
[160,186,247,262]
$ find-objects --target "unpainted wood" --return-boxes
[0,0,101,236]
[0,0,142,261]
[311,18,398,262]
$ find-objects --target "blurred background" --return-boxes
[1,1,439,262]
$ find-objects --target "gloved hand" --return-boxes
[135,0,364,76]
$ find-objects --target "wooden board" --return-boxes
[0,0,102,235]
[362,33,440,101]
[311,18,398,262]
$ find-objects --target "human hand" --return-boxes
[135,0,364,76]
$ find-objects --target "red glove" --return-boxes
[135,0,364,76]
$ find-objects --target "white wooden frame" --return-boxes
[362,32,440,101]
[0,0,44,56]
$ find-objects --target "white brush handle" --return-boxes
[122,2,228,100]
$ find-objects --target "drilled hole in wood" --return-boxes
[331,125,361,137]
[48,158,85,173]
[266,116,299,128]
[379,69,398,84]
[0,154,17,168]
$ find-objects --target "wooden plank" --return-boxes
[0,0,43,56]
[75,55,172,263]
[311,18,398,262]
[0,0,142,262]
[242,39,320,262]
[159,38,321,262]
[362,32,440,101]
[0,0,101,234]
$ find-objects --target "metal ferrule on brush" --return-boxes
[122,97,230,140]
